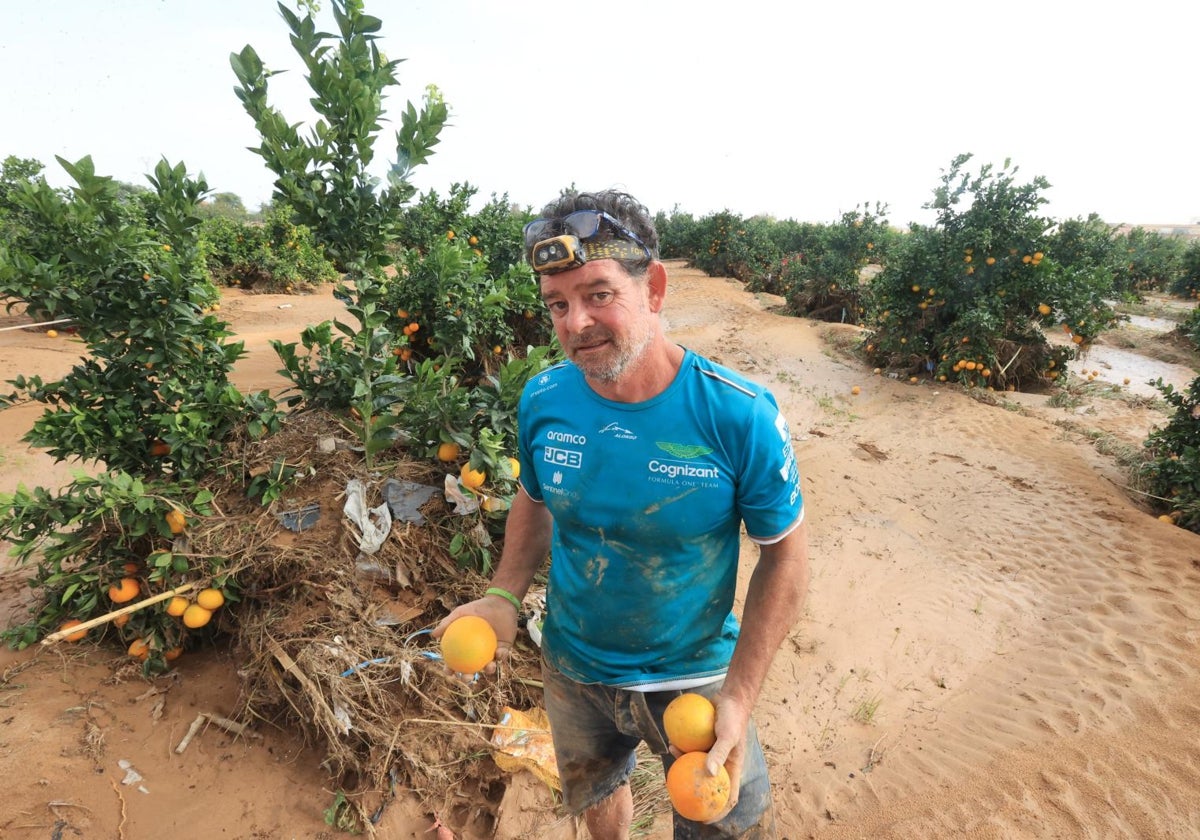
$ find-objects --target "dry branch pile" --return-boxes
[188,410,546,829]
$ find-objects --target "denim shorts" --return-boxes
[541,657,776,839]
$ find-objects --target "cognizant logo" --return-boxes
[648,460,720,480]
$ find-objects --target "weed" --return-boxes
[852,695,882,725]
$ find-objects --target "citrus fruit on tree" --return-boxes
[460,463,486,491]
[663,692,717,753]
[507,456,520,480]
[166,596,190,617]
[128,638,151,661]
[58,619,87,642]
[165,507,187,535]
[439,615,497,674]
[666,751,731,822]
[196,588,225,610]
[108,577,140,604]
[182,604,213,629]
[437,441,461,463]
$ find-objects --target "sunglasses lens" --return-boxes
[562,210,604,240]
[523,219,554,248]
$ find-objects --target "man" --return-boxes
[434,190,809,839]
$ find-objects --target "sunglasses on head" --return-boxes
[523,209,652,275]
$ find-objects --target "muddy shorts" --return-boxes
[542,657,776,839]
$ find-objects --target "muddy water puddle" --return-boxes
[1069,344,1196,398]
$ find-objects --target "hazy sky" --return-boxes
[2,1,1197,228]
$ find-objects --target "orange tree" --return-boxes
[1113,226,1187,295]
[231,0,450,466]
[1174,239,1200,301]
[1138,375,1200,534]
[685,210,779,282]
[234,0,555,523]
[756,205,895,323]
[0,156,280,658]
[863,154,1120,391]
[200,205,338,292]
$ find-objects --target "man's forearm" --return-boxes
[722,520,810,709]
[490,487,553,599]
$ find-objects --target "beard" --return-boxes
[568,322,655,384]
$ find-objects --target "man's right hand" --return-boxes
[430,593,521,677]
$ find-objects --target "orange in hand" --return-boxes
[666,751,731,822]
[439,615,497,674]
[663,692,717,753]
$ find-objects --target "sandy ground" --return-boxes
[2,262,1199,839]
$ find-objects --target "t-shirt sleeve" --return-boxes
[516,386,544,503]
[736,390,804,543]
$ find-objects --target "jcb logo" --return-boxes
[544,447,582,469]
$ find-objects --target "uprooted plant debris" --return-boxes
[176,409,548,831]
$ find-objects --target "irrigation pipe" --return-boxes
[0,317,76,333]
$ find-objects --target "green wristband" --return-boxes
[485,586,522,613]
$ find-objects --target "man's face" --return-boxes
[539,260,657,384]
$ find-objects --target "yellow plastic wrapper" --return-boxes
[490,706,560,791]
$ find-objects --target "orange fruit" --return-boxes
[113,613,131,628]
[468,235,479,245]
[164,647,184,662]
[128,638,151,661]
[985,256,996,265]
[460,463,486,491]
[46,329,59,338]
[437,441,461,463]
[1037,303,1052,316]
[507,456,521,480]
[182,604,213,629]
[196,588,225,610]
[666,751,731,822]
[166,596,190,617]
[59,619,88,642]
[150,439,171,457]
[439,615,497,674]
[165,507,186,535]
[663,693,717,753]
[108,577,140,604]
[851,386,861,396]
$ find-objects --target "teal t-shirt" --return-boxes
[517,348,803,689]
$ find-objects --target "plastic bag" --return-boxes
[343,479,392,554]
[490,706,560,791]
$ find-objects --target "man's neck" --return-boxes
[587,340,685,403]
